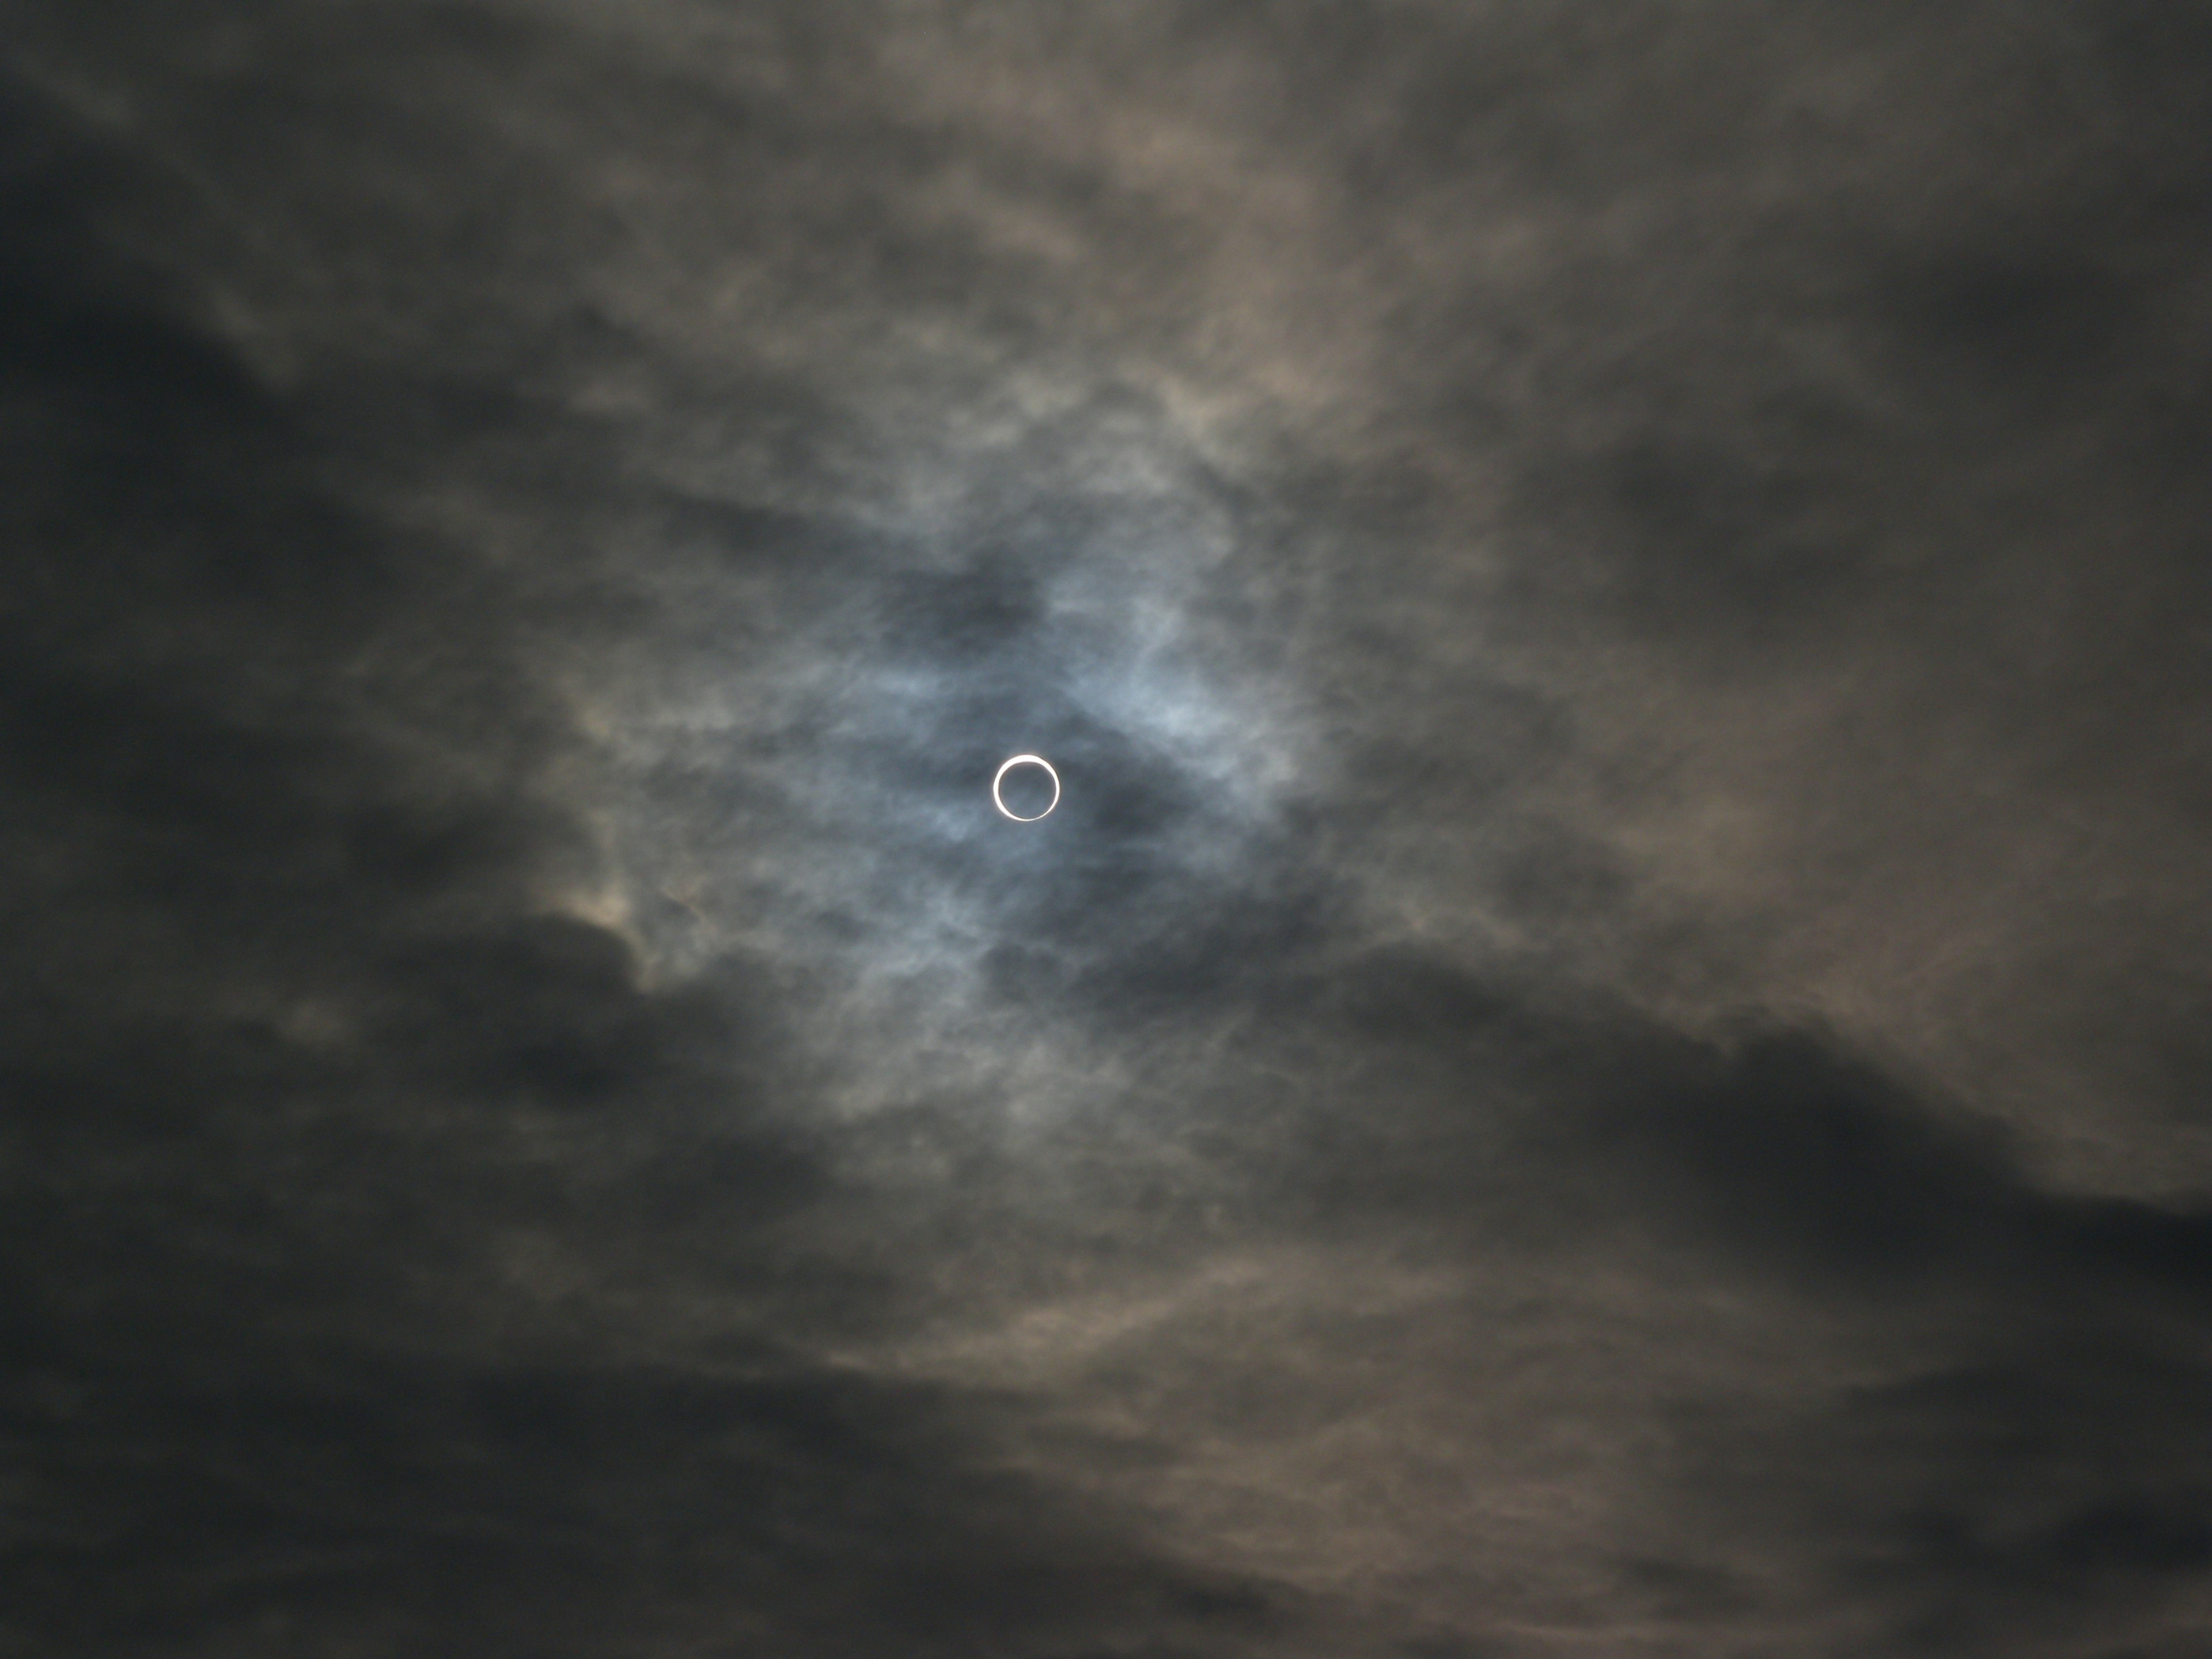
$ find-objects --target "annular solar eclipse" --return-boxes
[992,753,1060,822]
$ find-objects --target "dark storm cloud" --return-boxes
[9,1322,1297,1655]
[5,3,2212,1656]
[0,64,1299,1658]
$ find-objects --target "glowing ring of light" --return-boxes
[991,753,1060,822]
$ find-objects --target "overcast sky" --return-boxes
[6,3,2212,1654]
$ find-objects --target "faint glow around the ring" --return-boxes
[993,754,1060,822]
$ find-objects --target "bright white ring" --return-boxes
[991,753,1060,822]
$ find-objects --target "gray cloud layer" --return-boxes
[5,3,2211,1654]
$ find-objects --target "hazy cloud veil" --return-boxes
[5,4,2212,1655]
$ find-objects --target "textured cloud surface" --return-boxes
[5,4,2212,1654]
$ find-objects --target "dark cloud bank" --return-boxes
[5,3,2212,1654]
